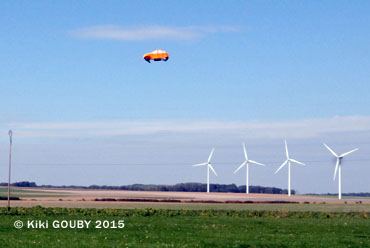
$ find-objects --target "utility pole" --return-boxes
[8,130,13,211]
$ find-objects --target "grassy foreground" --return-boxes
[0,207,369,247]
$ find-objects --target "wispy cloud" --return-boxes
[69,25,240,41]
[4,116,370,139]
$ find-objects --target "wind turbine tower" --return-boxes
[323,143,359,200]
[275,140,305,196]
[234,143,264,194]
[192,148,217,193]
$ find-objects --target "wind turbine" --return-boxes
[234,143,264,194]
[192,148,217,193]
[323,143,359,200]
[275,140,305,196]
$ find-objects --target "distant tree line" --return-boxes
[307,193,370,197]
[0,181,294,194]
[0,181,37,187]
[87,183,293,194]
[2,181,370,196]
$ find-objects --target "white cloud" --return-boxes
[69,25,240,41]
[4,115,370,139]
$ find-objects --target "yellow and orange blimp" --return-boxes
[143,49,169,63]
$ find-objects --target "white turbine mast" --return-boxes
[323,143,358,200]
[275,140,305,196]
[192,148,217,193]
[234,143,264,194]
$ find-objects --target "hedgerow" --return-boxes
[0,206,368,219]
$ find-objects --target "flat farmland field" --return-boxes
[1,187,370,212]
[1,207,370,247]
[1,188,370,247]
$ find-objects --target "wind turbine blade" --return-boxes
[249,160,265,166]
[324,143,338,157]
[275,160,288,174]
[339,148,359,157]
[192,162,207,167]
[234,161,246,174]
[333,159,339,180]
[290,159,305,166]
[208,148,215,163]
[243,143,248,161]
[285,140,289,159]
[209,164,217,176]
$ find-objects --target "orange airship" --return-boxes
[143,49,169,63]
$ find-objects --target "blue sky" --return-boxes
[1,1,370,193]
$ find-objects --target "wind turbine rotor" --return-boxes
[333,158,340,180]
[339,148,359,158]
[275,160,288,174]
[289,158,305,166]
[208,148,215,163]
[324,143,338,157]
[242,143,248,161]
[192,162,208,167]
[208,164,218,176]
[285,140,289,159]
[234,161,247,174]
[248,160,264,166]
